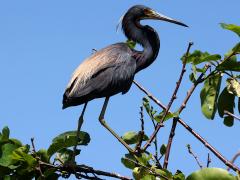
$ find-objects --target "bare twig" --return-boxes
[163,64,210,168]
[133,81,240,172]
[39,161,132,180]
[187,144,203,169]
[224,110,240,121]
[31,138,44,178]
[31,138,37,153]
[140,106,144,132]
[163,117,178,169]
[152,119,159,166]
[227,151,240,171]
[177,118,240,172]
[134,106,145,153]
[143,42,193,152]
[76,173,103,180]
[133,81,166,110]
[207,153,211,167]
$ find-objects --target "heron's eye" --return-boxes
[143,9,153,17]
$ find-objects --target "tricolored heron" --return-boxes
[63,5,187,153]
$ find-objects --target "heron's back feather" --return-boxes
[63,43,135,108]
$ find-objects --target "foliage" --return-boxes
[0,126,90,179]
[183,23,240,126]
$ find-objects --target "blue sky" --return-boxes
[0,0,239,179]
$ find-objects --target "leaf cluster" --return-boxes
[0,126,90,179]
[182,23,240,126]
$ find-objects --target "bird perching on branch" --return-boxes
[62,5,188,153]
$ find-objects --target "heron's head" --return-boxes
[124,5,188,27]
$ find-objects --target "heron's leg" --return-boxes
[72,102,88,162]
[99,97,134,153]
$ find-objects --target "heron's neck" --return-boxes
[122,18,160,73]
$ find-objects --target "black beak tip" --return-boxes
[180,22,189,28]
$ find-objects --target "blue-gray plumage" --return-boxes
[63,43,136,108]
[62,5,188,154]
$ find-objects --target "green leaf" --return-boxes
[9,139,22,147]
[0,143,20,167]
[135,153,151,167]
[217,87,235,127]
[218,87,235,117]
[186,167,236,180]
[174,170,185,180]
[232,42,240,54]
[47,131,90,158]
[160,144,167,156]
[181,50,221,65]
[189,64,198,83]
[121,153,136,169]
[121,153,151,171]
[36,149,49,163]
[226,78,240,97]
[155,168,173,179]
[133,167,144,180]
[154,111,175,122]
[126,39,136,49]
[141,174,156,180]
[11,145,37,174]
[200,73,222,119]
[122,131,148,145]
[200,54,221,63]
[220,23,240,37]
[56,148,79,164]
[217,56,240,72]
[143,97,157,120]
[1,127,10,141]
[189,73,197,83]
[133,167,155,180]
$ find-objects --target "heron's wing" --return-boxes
[66,43,131,91]
[73,58,136,98]
[63,43,135,105]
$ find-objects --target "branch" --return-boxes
[134,106,145,153]
[207,153,211,168]
[227,151,240,171]
[142,42,193,151]
[133,81,240,172]
[30,138,44,178]
[162,117,178,169]
[224,110,240,121]
[163,64,210,168]
[186,144,203,169]
[177,118,240,172]
[39,162,132,180]
[133,81,166,110]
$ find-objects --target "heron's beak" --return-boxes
[144,9,188,27]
